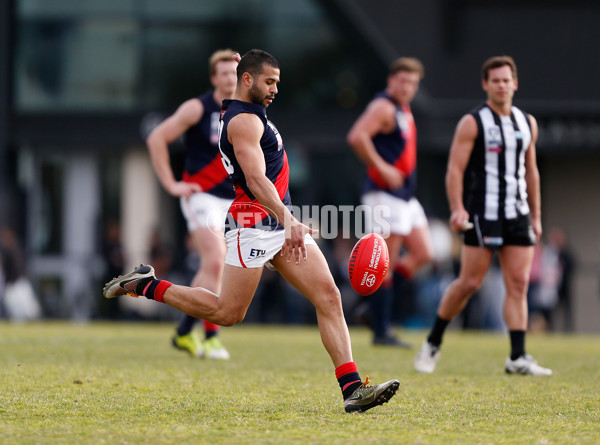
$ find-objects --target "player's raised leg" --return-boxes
[104,263,263,327]
[165,264,262,326]
[271,243,399,413]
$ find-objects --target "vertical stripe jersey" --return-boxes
[465,104,532,221]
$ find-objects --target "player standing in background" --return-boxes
[414,56,552,376]
[146,49,239,360]
[347,58,433,348]
[106,49,399,413]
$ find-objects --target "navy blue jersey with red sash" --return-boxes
[182,91,234,199]
[362,92,417,200]
[218,99,292,232]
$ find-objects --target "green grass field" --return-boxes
[1,322,598,444]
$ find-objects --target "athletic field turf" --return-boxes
[1,322,598,444]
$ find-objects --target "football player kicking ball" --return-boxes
[104,49,399,413]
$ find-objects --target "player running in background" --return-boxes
[106,49,399,413]
[414,56,552,376]
[146,49,239,360]
[347,58,433,348]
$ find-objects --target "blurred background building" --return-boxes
[1,0,599,331]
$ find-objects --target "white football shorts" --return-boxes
[180,192,233,232]
[361,191,428,236]
[225,228,317,269]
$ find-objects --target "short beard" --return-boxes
[248,84,266,106]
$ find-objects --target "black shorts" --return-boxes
[463,213,536,248]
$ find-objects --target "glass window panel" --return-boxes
[16,18,138,111]
[142,0,221,20]
[15,0,384,112]
[141,25,208,108]
[18,0,136,18]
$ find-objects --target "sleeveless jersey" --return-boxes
[465,104,532,221]
[362,92,417,200]
[218,99,292,232]
[182,91,234,199]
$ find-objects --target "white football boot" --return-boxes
[414,341,441,374]
[505,354,552,376]
[203,336,231,360]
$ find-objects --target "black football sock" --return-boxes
[336,362,362,400]
[204,329,218,340]
[138,279,173,302]
[134,276,154,296]
[509,330,526,360]
[176,314,198,337]
[427,316,450,348]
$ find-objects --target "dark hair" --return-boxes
[389,57,424,79]
[237,49,279,82]
[481,55,517,80]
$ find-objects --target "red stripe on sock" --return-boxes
[154,280,173,303]
[342,380,361,392]
[142,281,152,296]
[203,321,220,332]
[335,362,358,380]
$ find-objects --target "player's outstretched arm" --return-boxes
[347,99,405,189]
[146,98,203,198]
[525,114,542,241]
[446,114,477,231]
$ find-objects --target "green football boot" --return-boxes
[172,332,204,358]
[344,377,400,413]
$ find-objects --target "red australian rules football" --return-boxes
[348,233,390,296]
